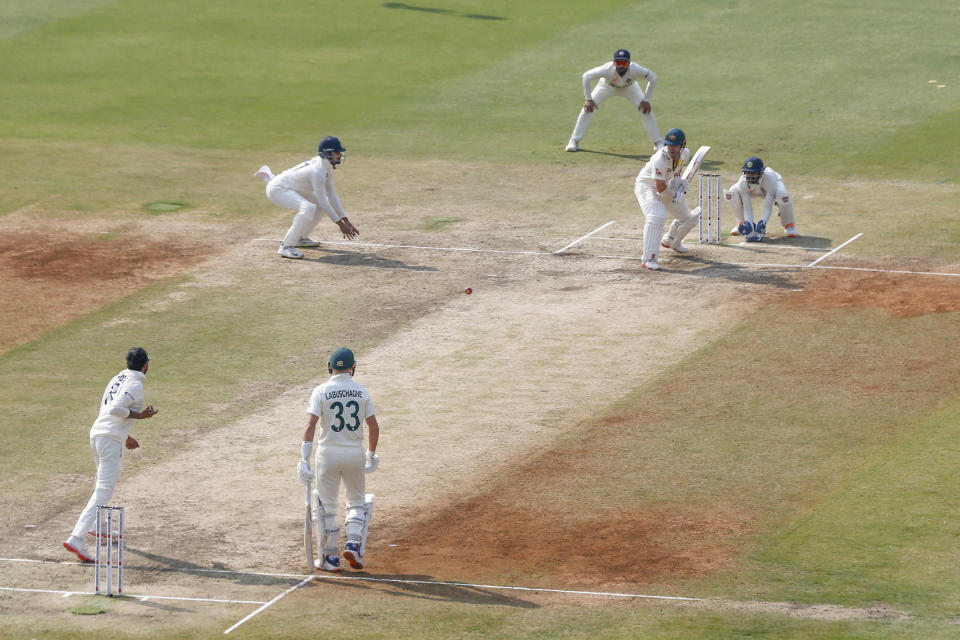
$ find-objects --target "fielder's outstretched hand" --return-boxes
[337,217,359,239]
[583,99,597,113]
[125,436,140,450]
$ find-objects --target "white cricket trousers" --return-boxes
[635,182,695,262]
[314,445,366,555]
[266,181,322,247]
[71,436,124,540]
[571,81,662,146]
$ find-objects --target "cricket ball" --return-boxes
[464,287,472,295]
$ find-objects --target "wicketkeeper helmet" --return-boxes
[742,157,764,183]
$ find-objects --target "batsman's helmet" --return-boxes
[614,49,630,61]
[328,347,356,371]
[318,136,346,165]
[664,128,686,147]
[126,347,149,371]
[742,156,764,183]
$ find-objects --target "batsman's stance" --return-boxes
[297,347,380,571]
[634,127,702,270]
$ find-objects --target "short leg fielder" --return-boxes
[570,82,662,149]
[266,184,326,248]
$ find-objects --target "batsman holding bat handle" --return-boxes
[296,347,380,572]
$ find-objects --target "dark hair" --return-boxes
[127,347,149,371]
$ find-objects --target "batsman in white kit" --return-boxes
[725,157,798,241]
[633,128,703,270]
[297,347,380,572]
[255,136,360,259]
[63,347,158,563]
[565,49,664,153]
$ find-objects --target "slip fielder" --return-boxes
[297,347,380,572]
[566,49,664,153]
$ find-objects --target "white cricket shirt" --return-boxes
[582,61,657,99]
[636,147,691,188]
[307,373,375,448]
[88,369,146,442]
[272,156,346,222]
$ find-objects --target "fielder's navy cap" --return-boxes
[614,49,630,61]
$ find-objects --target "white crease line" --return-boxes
[807,233,864,267]
[223,576,314,635]
[554,220,617,254]
[0,586,266,605]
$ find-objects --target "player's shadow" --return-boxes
[309,572,539,608]
[124,547,537,608]
[300,247,438,272]
[574,148,651,161]
[382,2,506,19]
[124,546,297,588]
[663,256,804,289]
[763,234,832,249]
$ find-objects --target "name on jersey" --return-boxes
[324,389,364,400]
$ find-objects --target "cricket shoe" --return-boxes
[660,237,690,254]
[318,555,342,572]
[278,245,304,259]
[565,139,579,152]
[784,223,799,237]
[296,237,321,247]
[641,257,660,270]
[343,541,364,570]
[63,537,94,563]
[729,224,742,236]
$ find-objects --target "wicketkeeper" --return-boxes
[725,157,798,241]
[297,347,380,572]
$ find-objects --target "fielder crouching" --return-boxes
[725,157,798,241]
[297,347,380,572]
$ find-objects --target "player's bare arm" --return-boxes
[365,415,379,452]
[129,405,157,419]
[302,413,319,443]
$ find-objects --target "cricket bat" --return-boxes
[304,484,314,569]
[680,145,711,182]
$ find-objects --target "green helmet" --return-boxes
[664,128,686,147]
[328,347,355,371]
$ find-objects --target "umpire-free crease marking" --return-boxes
[0,556,702,633]
[257,234,960,279]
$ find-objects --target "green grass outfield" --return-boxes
[1,1,959,638]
